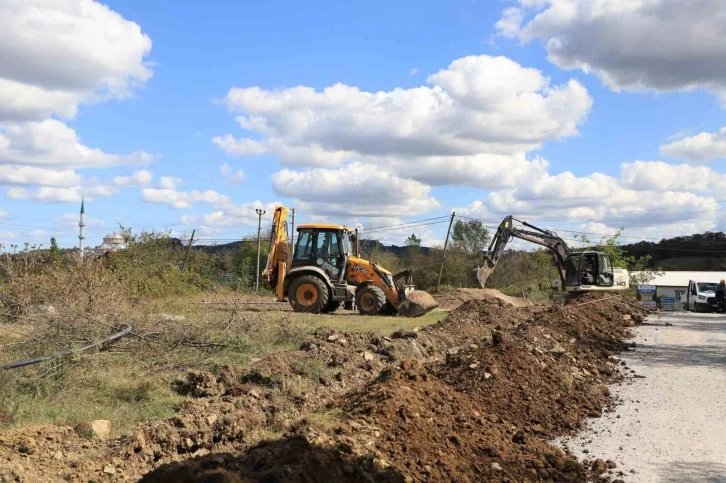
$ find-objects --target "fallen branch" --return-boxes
[0,323,132,370]
[576,295,621,306]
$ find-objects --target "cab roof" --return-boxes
[297,223,350,231]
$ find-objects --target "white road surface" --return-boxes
[561,312,726,483]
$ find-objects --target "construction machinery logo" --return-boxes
[353,264,369,275]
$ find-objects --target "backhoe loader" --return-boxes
[262,206,437,317]
[475,216,630,294]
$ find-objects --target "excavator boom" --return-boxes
[477,216,570,287]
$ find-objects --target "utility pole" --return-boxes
[290,208,296,258]
[181,229,195,272]
[255,209,266,292]
[436,211,456,293]
[354,228,360,257]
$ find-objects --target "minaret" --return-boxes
[79,198,86,259]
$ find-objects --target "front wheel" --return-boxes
[356,285,386,316]
[288,275,329,313]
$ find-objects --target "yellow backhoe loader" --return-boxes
[262,206,437,317]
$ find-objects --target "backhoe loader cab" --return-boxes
[263,210,438,317]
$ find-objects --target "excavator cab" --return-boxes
[564,252,626,291]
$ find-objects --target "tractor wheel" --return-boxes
[356,285,386,316]
[322,300,341,314]
[288,275,329,313]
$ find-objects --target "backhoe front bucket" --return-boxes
[397,290,438,318]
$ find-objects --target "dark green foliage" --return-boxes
[451,219,490,256]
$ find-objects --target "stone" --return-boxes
[206,414,218,425]
[363,351,375,362]
[90,420,111,440]
[622,314,632,321]
[248,389,260,398]
[491,462,503,471]
[469,363,478,370]
[249,358,263,364]
[549,344,567,356]
[53,450,63,460]
[327,334,339,342]
[591,459,607,475]
[484,373,492,380]
[192,448,210,458]
[103,464,116,475]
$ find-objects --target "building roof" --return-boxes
[632,271,726,287]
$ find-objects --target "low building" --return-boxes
[632,271,726,308]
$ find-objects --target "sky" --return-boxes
[2,0,726,250]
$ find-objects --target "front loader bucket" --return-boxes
[397,290,438,318]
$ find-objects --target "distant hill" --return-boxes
[622,232,726,271]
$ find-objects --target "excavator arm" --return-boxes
[262,206,288,301]
[476,216,570,287]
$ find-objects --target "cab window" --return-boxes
[315,231,340,261]
[294,230,313,261]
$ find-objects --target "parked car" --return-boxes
[685,280,720,312]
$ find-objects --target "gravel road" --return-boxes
[561,312,726,482]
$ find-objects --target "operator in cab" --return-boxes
[716,279,725,313]
[581,258,596,285]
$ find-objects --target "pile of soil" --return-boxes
[436,288,534,310]
[0,293,643,482]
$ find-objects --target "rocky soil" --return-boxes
[0,291,643,482]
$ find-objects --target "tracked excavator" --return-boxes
[262,206,438,317]
[475,216,630,295]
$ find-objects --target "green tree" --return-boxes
[451,220,490,256]
[49,237,61,264]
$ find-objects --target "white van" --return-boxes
[685,280,720,312]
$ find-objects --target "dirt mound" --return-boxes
[140,436,405,483]
[1,294,641,482]
[437,288,533,310]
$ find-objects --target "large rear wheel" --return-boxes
[356,285,386,316]
[288,275,329,313]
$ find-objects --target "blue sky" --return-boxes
[2,0,726,249]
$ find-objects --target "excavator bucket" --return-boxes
[397,290,438,318]
[475,265,493,288]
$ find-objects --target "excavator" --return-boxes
[262,206,438,317]
[475,216,630,294]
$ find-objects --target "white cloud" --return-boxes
[660,127,726,163]
[112,169,153,187]
[0,0,152,123]
[216,54,592,189]
[620,160,726,193]
[6,184,117,203]
[57,212,104,228]
[0,120,152,169]
[158,176,183,189]
[457,167,721,239]
[0,165,81,187]
[409,68,419,76]
[141,188,231,210]
[500,0,726,103]
[271,163,440,217]
[178,201,280,229]
[219,163,246,184]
